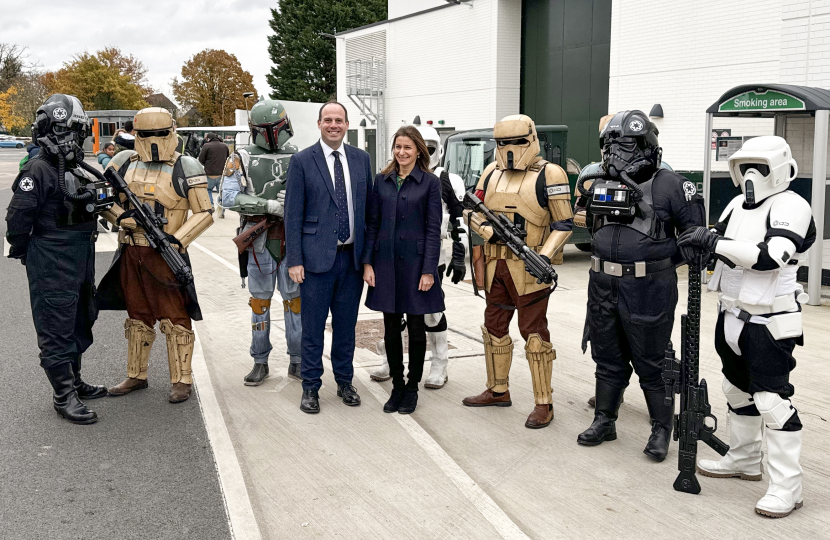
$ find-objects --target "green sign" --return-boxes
[718,90,805,112]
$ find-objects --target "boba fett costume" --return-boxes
[222,99,302,385]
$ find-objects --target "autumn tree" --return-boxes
[43,48,150,110]
[171,49,256,126]
[266,0,386,102]
[0,43,27,93]
[0,44,46,135]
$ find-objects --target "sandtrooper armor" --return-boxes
[100,107,213,403]
[690,136,814,518]
[462,115,572,429]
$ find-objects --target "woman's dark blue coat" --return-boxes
[362,165,445,315]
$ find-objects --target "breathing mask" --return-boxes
[134,107,178,162]
[494,115,541,171]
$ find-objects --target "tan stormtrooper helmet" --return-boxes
[134,107,178,162]
[493,114,541,171]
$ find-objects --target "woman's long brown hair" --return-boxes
[381,125,432,176]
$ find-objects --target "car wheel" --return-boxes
[15,143,23,148]
[575,243,592,252]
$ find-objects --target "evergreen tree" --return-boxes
[267,0,386,102]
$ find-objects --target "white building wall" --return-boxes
[337,0,521,165]
[609,0,783,171]
[388,0,446,19]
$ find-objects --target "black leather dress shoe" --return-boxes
[300,388,320,414]
[337,384,361,406]
[244,363,269,386]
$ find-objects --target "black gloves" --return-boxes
[446,241,466,284]
[677,226,719,263]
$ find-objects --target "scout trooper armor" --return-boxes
[678,136,815,518]
[221,99,302,386]
[369,124,466,389]
[461,115,573,429]
[101,107,214,404]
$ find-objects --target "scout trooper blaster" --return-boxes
[99,166,194,286]
[463,191,558,286]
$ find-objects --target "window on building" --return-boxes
[445,137,496,190]
[100,122,116,136]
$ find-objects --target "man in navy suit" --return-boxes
[284,101,373,414]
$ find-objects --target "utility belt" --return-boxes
[483,243,544,260]
[718,290,804,317]
[590,256,673,278]
[33,229,99,243]
[118,229,187,253]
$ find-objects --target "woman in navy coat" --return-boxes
[362,126,444,414]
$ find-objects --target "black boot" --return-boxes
[643,390,674,462]
[45,364,98,425]
[384,387,404,413]
[398,388,418,415]
[244,363,269,386]
[577,381,624,446]
[287,362,302,381]
[72,356,108,399]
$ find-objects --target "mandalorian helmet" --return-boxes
[493,115,541,171]
[728,136,798,205]
[600,110,661,180]
[33,94,92,163]
[134,107,178,162]
[415,124,443,170]
[250,100,294,152]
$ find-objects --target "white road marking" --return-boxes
[195,238,529,540]
[3,238,9,257]
[191,241,239,273]
[354,367,531,540]
[192,329,263,540]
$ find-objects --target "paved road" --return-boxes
[0,152,230,540]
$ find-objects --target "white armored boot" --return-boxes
[755,429,803,518]
[370,339,391,382]
[697,412,764,481]
[424,330,449,389]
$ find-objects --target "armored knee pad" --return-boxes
[723,377,759,415]
[282,297,301,314]
[482,325,513,392]
[754,391,800,431]
[160,319,195,385]
[125,318,156,380]
[249,297,271,315]
[525,334,555,405]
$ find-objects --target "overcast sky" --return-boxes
[1,0,280,106]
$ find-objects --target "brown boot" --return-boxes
[525,404,554,429]
[108,377,149,396]
[462,389,512,407]
[169,382,192,403]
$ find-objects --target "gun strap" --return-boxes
[251,249,278,275]
[467,212,484,300]
[135,253,187,290]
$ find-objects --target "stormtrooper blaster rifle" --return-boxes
[661,252,728,494]
[463,191,558,286]
[101,167,194,287]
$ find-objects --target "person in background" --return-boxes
[113,120,135,152]
[362,126,444,415]
[199,132,230,218]
[97,142,115,169]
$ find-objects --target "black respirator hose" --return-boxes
[618,170,645,202]
[57,154,94,202]
[576,171,608,197]
[77,159,106,181]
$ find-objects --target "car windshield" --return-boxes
[445,136,497,190]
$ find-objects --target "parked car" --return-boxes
[0,139,25,148]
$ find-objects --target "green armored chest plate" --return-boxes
[245,144,296,201]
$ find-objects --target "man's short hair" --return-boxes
[206,132,217,141]
[318,101,349,123]
[124,120,134,132]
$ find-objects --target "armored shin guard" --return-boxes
[482,325,513,392]
[159,320,195,385]
[525,334,554,405]
[125,318,156,380]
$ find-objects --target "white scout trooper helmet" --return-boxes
[415,124,443,170]
[134,107,179,162]
[728,135,798,204]
[493,114,541,171]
